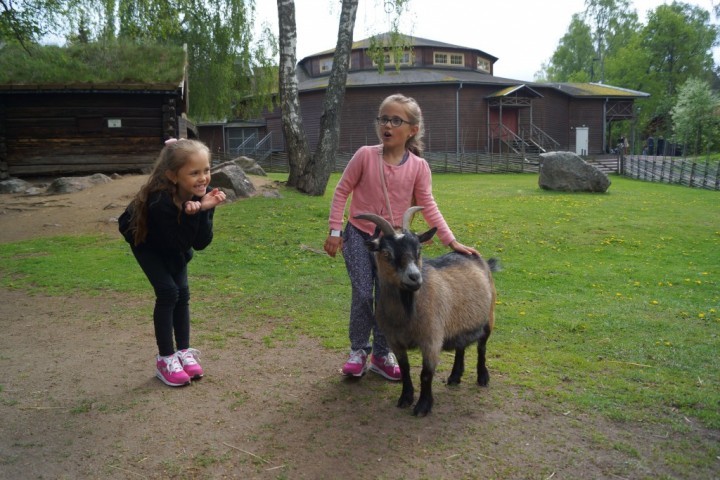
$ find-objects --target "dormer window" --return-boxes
[477,58,491,73]
[320,57,333,73]
[434,51,464,67]
[373,50,412,67]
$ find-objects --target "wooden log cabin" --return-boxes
[0,44,193,179]
[0,83,192,179]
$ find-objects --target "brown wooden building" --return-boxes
[222,34,648,161]
[0,81,192,178]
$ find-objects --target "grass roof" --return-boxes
[0,42,186,89]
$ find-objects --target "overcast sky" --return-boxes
[255,0,718,81]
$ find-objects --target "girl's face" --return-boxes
[378,102,419,151]
[166,152,211,201]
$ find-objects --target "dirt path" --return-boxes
[1,175,718,479]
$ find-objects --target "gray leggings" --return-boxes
[342,223,389,357]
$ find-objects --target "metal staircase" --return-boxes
[235,132,274,163]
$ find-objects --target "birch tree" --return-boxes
[277,0,310,187]
[278,0,358,194]
[278,0,409,196]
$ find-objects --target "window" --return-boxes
[373,50,412,67]
[477,58,491,73]
[320,57,333,73]
[434,51,464,67]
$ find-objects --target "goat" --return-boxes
[355,207,498,416]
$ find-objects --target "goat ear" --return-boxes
[365,237,381,251]
[417,227,437,244]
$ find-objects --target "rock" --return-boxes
[46,173,113,194]
[0,177,33,194]
[538,151,611,193]
[211,162,256,201]
[230,156,267,176]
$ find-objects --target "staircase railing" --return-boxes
[527,123,560,152]
[234,132,273,162]
[235,133,258,156]
[489,124,529,156]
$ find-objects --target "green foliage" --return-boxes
[540,1,719,140]
[0,0,64,46]
[365,0,414,75]
[1,174,718,431]
[541,14,595,82]
[671,77,720,154]
[25,0,277,121]
[0,41,185,85]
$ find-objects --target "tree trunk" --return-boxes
[295,0,358,196]
[277,0,310,187]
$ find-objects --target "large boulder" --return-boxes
[538,151,611,193]
[46,173,113,194]
[0,177,33,194]
[230,156,267,176]
[211,162,256,201]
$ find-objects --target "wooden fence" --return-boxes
[622,155,720,191]
[215,149,720,192]
[251,151,540,175]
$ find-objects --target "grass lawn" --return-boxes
[1,172,718,432]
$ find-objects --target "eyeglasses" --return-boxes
[376,116,412,127]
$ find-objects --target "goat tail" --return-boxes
[486,257,502,272]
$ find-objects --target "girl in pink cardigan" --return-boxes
[324,94,478,380]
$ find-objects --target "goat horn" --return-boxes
[354,213,396,237]
[402,206,424,231]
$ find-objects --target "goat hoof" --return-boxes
[397,396,414,409]
[412,402,432,417]
[447,376,462,386]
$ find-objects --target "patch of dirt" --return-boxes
[0,175,718,479]
[0,173,278,243]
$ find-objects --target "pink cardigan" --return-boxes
[329,145,455,245]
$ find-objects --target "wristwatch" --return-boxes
[329,229,342,237]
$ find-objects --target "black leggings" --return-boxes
[132,247,191,357]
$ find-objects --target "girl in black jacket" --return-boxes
[120,139,226,387]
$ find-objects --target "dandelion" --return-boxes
[651,300,659,305]
[698,313,705,319]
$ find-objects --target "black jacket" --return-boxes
[119,190,215,272]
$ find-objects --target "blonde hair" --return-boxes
[377,93,425,156]
[128,139,210,245]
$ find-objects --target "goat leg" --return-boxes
[395,349,414,409]
[477,334,490,387]
[447,347,465,385]
[413,360,435,416]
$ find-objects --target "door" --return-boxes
[575,127,589,156]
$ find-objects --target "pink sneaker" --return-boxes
[156,354,191,387]
[342,349,368,377]
[369,353,401,381]
[177,348,204,379]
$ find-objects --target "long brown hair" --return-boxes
[128,139,210,246]
[377,93,426,157]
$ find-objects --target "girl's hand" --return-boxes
[449,240,479,256]
[183,200,202,215]
[200,188,227,210]
[324,235,343,257]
